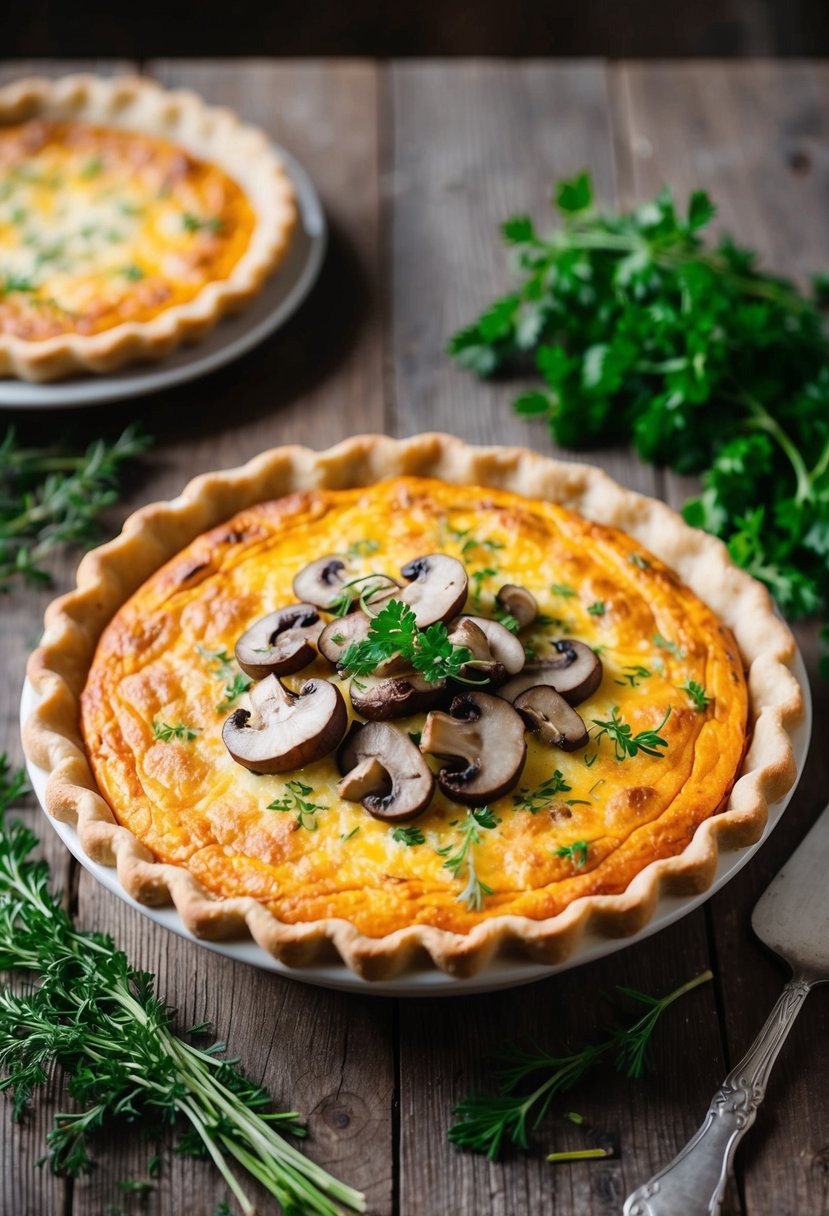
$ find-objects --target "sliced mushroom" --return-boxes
[292,556,349,610]
[222,674,347,774]
[498,640,603,706]
[349,673,444,720]
[293,556,399,615]
[398,554,468,627]
[514,686,589,751]
[235,604,323,679]
[337,721,435,821]
[318,612,372,666]
[496,584,538,630]
[449,615,525,679]
[420,690,527,805]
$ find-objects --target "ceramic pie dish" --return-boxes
[22,434,804,979]
[0,74,296,381]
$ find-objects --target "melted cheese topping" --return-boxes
[81,478,748,937]
[0,120,255,338]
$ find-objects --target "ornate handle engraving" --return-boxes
[623,977,812,1216]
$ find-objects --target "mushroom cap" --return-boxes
[498,640,603,706]
[318,612,372,666]
[496,584,538,630]
[349,672,445,720]
[398,554,468,627]
[514,685,589,751]
[292,556,349,610]
[234,603,323,679]
[450,615,526,678]
[221,674,347,774]
[420,689,527,805]
[337,721,435,821]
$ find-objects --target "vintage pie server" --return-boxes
[624,802,829,1216]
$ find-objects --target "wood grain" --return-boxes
[612,60,829,1216]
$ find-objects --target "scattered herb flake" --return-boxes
[392,826,425,847]
[152,720,200,743]
[680,679,711,712]
[592,706,672,761]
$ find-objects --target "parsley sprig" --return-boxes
[592,706,671,761]
[0,758,365,1215]
[448,969,712,1159]
[0,425,150,593]
[340,599,475,683]
[448,171,829,676]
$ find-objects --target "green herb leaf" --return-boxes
[152,720,200,743]
[267,779,327,830]
[592,707,672,761]
[680,679,711,712]
[513,772,572,813]
[392,826,425,847]
[553,840,590,867]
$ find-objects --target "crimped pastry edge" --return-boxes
[23,433,805,979]
[0,74,296,382]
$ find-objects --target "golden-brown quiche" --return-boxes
[24,435,804,979]
[0,75,296,381]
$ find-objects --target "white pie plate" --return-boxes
[20,648,811,997]
[0,144,326,410]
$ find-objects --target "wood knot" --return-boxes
[311,1091,371,1140]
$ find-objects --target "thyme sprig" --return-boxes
[267,780,328,831]
[592,706,672,761]
[448,970,713,1159]
[438,807,500,911]
[0,425,151,593]
[0,758,364,1216]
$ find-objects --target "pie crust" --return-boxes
[23,434,804,979]
[0,75,296,381]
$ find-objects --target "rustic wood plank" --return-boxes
[612,60,829,1216]
[388,59,664,496]
[390,60,726,1216]
[59,60,392,1216]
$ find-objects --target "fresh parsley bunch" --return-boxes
[448,173,829,673]
[341,599,473,683]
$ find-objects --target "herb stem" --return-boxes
[736,387,814,504]
[546,1147,612,1163]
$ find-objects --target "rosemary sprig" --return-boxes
[0,757,364,1216]
[448,970,712,1159]
[0,425,151,593]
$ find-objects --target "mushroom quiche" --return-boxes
[0,75,295,381]
[25,435,804,979]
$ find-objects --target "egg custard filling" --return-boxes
[0,119,257,340]
[80,477,749,939]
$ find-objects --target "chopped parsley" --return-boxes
[553,840,590,867]
[182,212,224,235]
[587,601,606,616]
[614,665,651,688]
[680,679,711,712]
[653,632,686,660]
[267,780,327,830]
[392,826,425,847]
[513,771,572,814]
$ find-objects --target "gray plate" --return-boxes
[0,145,326,410]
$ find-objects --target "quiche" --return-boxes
[0,75,296,381]
[24,435,804,979]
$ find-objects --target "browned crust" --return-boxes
[0,74,296,382]
[23,434,805,979]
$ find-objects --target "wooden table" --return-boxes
[2,59,828,1216]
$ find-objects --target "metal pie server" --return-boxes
[624,803,829,1216]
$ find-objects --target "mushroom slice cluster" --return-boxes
[448,615,525,683]
[222,674,347,774]
[499,639,603,706]
[338,722,435,821]
[420,690,527,805]
[514,686,590,751]
[399,554,468,627]
[234,603,323,679]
